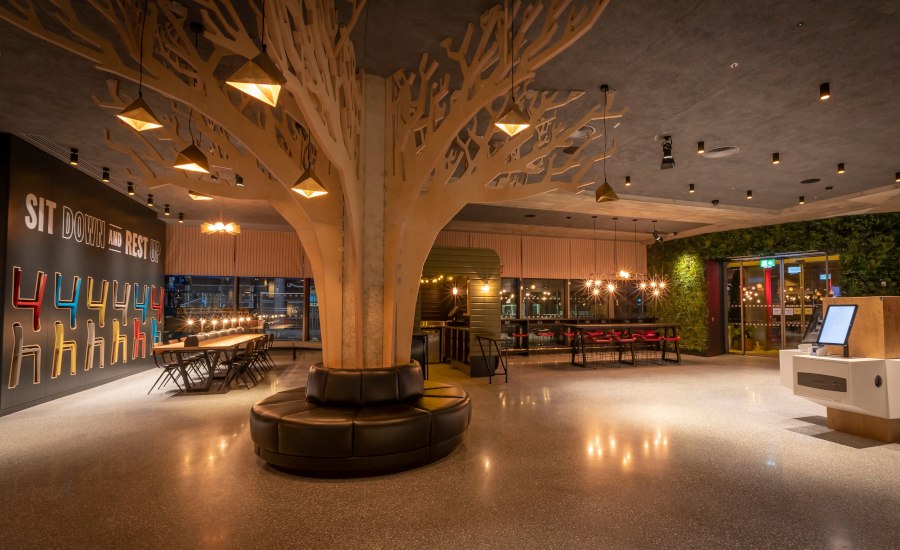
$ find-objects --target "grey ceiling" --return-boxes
[1,0,899,236]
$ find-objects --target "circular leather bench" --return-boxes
[249,363,471,476]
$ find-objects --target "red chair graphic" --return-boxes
[52,321,77,378]
[110,318,128,365]
[133,318,147,359]
[87,277,109,328]
[12,267,47,332]
[9,322,41,388]
[85,319,105,371]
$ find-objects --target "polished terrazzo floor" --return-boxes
[1,351,899,549]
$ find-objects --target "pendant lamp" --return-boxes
[291,167,328,198]
[117,0,162,131]
[594,85,619,203]
[175,26,210,173]
[201,221,241,235]
[226,1,285,107]
[494,1,530,136]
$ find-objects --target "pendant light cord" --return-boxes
[592,216,597,275]
[138,0,148,97]
[508,0,515,103]
[602,87,608,183]
[261,0,267,53]
[187,27,200,143]
[613,217,618,271]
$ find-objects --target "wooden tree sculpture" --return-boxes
[0,0,622,368]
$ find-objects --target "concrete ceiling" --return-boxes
[2,0,899,238]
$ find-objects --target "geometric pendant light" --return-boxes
[594,84,619,203]
[226,0,285,107]
[117,0,162,131]
[494,1,530,137]
[173,144,210,173]
[200,221,241,235]
[291,166,328,198]
[226,52,285,107]
[595,181,619,202]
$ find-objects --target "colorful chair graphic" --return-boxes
[150,317,162,345]
[52,321,77,378]
[133,318,147,359]
[112,281,131,325]
[54,272,82,329]
[9,322,41,389]
[85,319,105,371]
[111,318,128,365]
[151,286,164,323]
[12,267,47,332]
[87,277,109,328]
[133,284,150,323]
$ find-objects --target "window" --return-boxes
[500,278,519,318]
[522,279,564,318]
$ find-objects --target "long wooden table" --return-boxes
[153,333,265,392]
[561,323,679,368]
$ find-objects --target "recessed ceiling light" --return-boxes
[796,22,805,28]
[730,62,739,69]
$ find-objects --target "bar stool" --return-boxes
[614,333,637,366]
[663,335,682,363]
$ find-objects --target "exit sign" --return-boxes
[760,259,776,268]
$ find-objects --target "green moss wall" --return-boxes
[647,213,900,354]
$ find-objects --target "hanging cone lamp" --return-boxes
[494,1,530,137]
[291,167,328,198]
[173,144,210,173]
[226,52,285,107]
[595,181,619,203]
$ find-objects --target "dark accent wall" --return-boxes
[1,135,165,413]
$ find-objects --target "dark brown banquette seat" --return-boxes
[249,363,471,476]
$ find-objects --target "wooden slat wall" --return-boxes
[234,229,303,278]
[437,230,647,280]
[470,233,522,278]
[166,225,304,278]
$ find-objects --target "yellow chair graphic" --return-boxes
[52,321,77,378]
[111,318,128,365]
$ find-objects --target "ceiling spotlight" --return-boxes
[660,136,674,169]
[837,162,845,174]
[624,176,631,187]
[896,172,900,182]
[188,190,213,201]
[712,199,719,206]
[173,144,210,173]
[819,82,831,100]
[146,194,154,207]
[127,182,135,196]
[746,190,753,199]
[652,220,663,242]
[178,213,184,223]
[101,167,110,182]
[697,141,704,154]
[689,183,695,193]
[69,148,78,166]
[164,204,170,216]
[772,152,780,164]
[799,196,805,205]
[235,174,244,187]
[292,167,328,198]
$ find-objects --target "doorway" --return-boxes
[725,253,840,355]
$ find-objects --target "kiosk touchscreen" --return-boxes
[816,304,857,356]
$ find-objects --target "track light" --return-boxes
[101,167,110,182]
[625,176,631,187]
[188,190,213,201]
[660,136,674,169]
[173,144,210,173]
[127,182,135,196]
[746,190,753,199]
[652,220,663,242]
[235,174,244,187]
[697,141,704,154]
[164,204,170,216]
[178,213,184,223]
[819,82,831,100]
[799,196,805,205]
[689,183,695,193]
[147,194,154,207]
[69,148,78,165]
[291,167,328,198]
[772,152,780,164]
[837,162,845,174]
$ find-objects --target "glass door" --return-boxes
[725,261,744,353]
[741,261,782,355]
